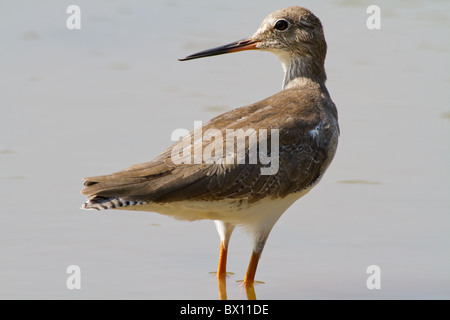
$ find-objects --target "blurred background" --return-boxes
[1,0,449,299]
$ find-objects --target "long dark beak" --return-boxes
[178,38,259,61]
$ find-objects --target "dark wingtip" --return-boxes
[83,180,98,187]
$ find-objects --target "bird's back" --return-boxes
[82,80,338,213]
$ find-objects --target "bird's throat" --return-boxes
[281,55,327,89]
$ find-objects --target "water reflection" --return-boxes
[216,275,257,300]
[217,275,228,300]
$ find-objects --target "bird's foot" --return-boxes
[208,271,235,277]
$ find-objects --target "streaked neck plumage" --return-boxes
[278,53,327,89]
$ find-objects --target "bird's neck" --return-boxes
[280,55,327,90]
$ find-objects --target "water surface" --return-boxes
[1,0,449,299]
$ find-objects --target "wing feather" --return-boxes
[82,86,338,205]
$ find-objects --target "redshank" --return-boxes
[81,6,339,292]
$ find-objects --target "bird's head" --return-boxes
[179,7,326,65]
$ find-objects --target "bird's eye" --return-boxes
[274,19,289,31]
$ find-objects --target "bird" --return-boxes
[81,6,339,291]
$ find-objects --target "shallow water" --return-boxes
[1,0,449,299]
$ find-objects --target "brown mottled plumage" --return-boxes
[82,84,337,204]
[81,6,339,293]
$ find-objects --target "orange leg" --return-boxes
[215,221,234,277]
[243,251,261,288]
[217,241,228,277]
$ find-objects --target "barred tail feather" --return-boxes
[81,196,146,211]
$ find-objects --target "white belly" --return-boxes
[119,187,312,233]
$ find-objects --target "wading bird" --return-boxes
[81,6,339,298]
